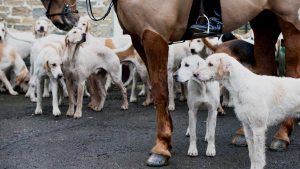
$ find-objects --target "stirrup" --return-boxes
[195,14,210,35]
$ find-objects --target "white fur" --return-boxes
[167,41,191,111]
[298,8,300,21]
[26,34,67,102]
[0,43,29,95]
[121,55,152,106]
[190,38,217,56]
[63,27,128,118]
[195,53,300,169]
[174,55,220,157]
[0,19,50,59]
[77,17,133,92]
[32,40,64,116]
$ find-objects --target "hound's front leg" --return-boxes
[50,78,61,116]
[129,70,138,103]
[59,78,68,97]
[65,78,75,116]
[73,81,85,118]
[167,70,175,111]
[242,123,255,169]
[205,107,218,157]
[252,126,267,169]
[34,77,43,114]
[187,108,198,157]
[43,78,50,97]
[0,70,18,95]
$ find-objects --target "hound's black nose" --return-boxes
[57,74,63,79]
[173,74,178,81]
[191,49,196,54]
[40,26,44,32]
[193,73,198,78]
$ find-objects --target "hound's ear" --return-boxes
[217,58,231,78]
[65,35,69,47]
[44,60,50,72]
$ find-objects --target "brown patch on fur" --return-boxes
[43,60,50,72]
[9,48,17,64]
[104,38,116,49]
[16,66,29,85]
[116,45,135,61]
[217,59,229,79]
[105,38,135,61]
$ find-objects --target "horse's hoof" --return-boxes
[146,153,169,167]
[269,139,289,151]
[232,134,247,147]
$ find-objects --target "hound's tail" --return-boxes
[202,38,218,52]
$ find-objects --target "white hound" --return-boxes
[0,42,30,95]
[33,41,64,116]
[63,27,128,118]
[194,53,300,169]
[173,55,222,157]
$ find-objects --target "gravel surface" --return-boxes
[0,88,299,169]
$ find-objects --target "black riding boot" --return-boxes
[190,9,223,37]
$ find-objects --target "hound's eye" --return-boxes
[197,40,201,42]
[73,31,77,33]
[208,62,213,67]
[82,23,86,26]
[185,63,190,67]
[2,29,4,32]
[52,63,56,67]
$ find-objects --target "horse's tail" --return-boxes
[202,38,218,52]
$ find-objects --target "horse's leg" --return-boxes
[269,18,299,151]
[132,30,171,166]
[232,11,281,146]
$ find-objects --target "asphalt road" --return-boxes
[0,88,300,169]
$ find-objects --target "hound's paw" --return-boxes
[121,104,128,110]
[130,97,137,103]
[90,104,103,112]
[42,92,50,98]
[66,109,75,116]
[53,109,61,117]
[30,97,37,102]
[185,128,190,137]
[142,100,152,106]
[73,111,82,119]
[168,104,175,111]
[10,91,18,96]
[206,145,216,157]
[35,108,43,115]
[187,145,198,157]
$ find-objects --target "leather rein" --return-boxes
[45,0,78,18]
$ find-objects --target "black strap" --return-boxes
[86,0,116,21]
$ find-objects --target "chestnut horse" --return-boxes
[40,0,300,166]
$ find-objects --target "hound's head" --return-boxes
[193,53,232,82]
[189,38,205,55]
[173,55,205,83]
[44,55,63,79]
[0,22,7,42]
[77,17,91,34]
[65,27,86,46]
[15,67,30,92]
[34,18,50,38]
